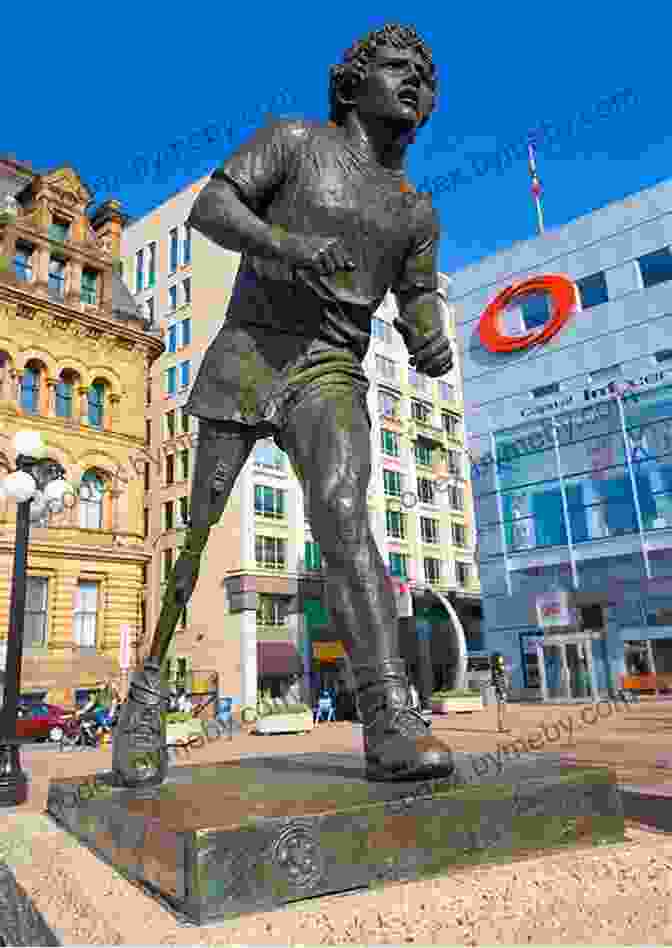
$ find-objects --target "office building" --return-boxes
[452,178,672,700]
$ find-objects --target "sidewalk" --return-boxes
[2,700,672,944]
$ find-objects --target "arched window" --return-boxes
[79,469,106,529]
[20,362,41,414]
[56,370,75,419]
[88,380,105,428]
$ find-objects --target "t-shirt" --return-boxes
[185,119,441,425]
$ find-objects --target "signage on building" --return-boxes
[479,275,577,353]
[313,641,345,663]
[536,591,572,629]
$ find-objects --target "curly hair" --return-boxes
[329,24,437,129]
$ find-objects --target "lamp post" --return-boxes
[0,430,72,806]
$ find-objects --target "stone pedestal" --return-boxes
[47,751,624,925]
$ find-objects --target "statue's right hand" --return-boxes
[279,234,356,276]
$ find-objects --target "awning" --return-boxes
[257,641,302,676]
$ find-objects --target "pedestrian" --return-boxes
[408,681,420,710]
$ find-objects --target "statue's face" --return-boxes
[353,44,435,130]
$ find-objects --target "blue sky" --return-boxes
[2,1,667,277]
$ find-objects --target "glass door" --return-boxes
[566,641,591,699]
[543,644,564,699]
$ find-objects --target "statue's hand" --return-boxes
[279,233,356,277]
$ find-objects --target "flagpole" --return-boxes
[528,142,545,234]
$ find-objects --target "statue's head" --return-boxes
[329,24,437,133]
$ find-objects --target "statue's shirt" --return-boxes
[185,119,440,427]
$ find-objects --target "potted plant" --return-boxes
[430,688,484,713]
[253,700,314,735]
[165,710,205,746]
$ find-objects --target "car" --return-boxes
[15,702,71,742]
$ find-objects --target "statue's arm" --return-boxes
[187,177,285,260]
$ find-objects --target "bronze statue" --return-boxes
[114,22,455,784]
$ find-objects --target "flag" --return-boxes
[528,142,542,197]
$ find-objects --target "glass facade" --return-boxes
[475,384,672,559]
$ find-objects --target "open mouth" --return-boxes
[398,90,419,108]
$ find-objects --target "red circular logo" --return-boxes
[478,274,577,353]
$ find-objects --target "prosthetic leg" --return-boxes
[113,424,255,788]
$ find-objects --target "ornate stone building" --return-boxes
[0,156,163,703]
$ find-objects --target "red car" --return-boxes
[15,702,71,742]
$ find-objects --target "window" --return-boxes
[417,477,435,504]
[384,469,402,497]
[439,381,456,402]
[73,580,98,648]
[146,378,152,406]
[55,372,74,419]
[146,297,154,325]
[163,549,174,581]
[48,257,66,299]
[381,429,400,457]
[181,317,191,345]
[80,268,97,305]
[532,382,560,398]
[135,250,144,292]
[452,522,467,547]
[638,247,672,289]
[371,317,392,343]
[49,218,69,242]
[169,285,177,311]
[170,228,178,273]
[79,470,105,529]
[389,552,408,579]
[304,540,322,570]
[442,412,460,438]
[255,484,285,518]
[386,509,406,539]
[183,224,191,265]
[256,594,287,626]
[88,381,105,428]
[145,419,151,444]
[421,517,439,543]
[20,365,40,414]
[375,354,397,382]
[143,508,149,538]
[13,243,33,282]
[183,280,191,307]
[424,557,441,583]
[576,271,608,309]
[519,292,551,330]
[178,496,189,526]
[148,242,157,287]
[24,577,48,647]
[411,400,432,423]
[447,484,464,510]
[378,390,399,418]
[446,449,461,476]
[166,454,175,485]
[168,324,178,353]
[255,535,286,569]
[180,360,190,388]
[164,500,174,531]
[414,441,433,466]
[254,439,284,469]
[456,561,470,586]
[166,366,177,396]
[144,463,150,491]
[165,410,176,439]
[180,407,190,434]
[180,448,189,481]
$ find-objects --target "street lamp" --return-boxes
[0,430,72,806]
